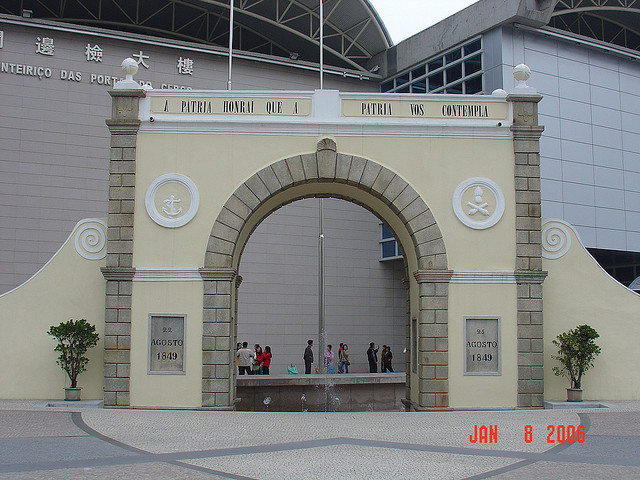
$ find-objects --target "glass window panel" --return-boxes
[427,57,443,71]
[445,49,461,64]
[446,63,462,83]
[429,71,444,90]
[464,54,482,75]
[380,80,394,92]
[464,38,481,55]
[412,80,426,93]
[382,241,396,258]
[465,74,483,94]
[381,224,393,240]
[411,65,426,79]
[447,83,463,94]
[616,266,635,284]
[395,73,410,87]
[396,85,410,93]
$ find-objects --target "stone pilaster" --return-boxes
[413,269,453,409]
[508,92,548,408]
[102,88,144,407]
[401,276,411,401]
[200,267,238,409]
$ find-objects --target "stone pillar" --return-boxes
[200,267,238,409]
[101,88,144,407]
[413,270,453,409]
[508,76,548,408]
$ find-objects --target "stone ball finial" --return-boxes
[511,63,537,94]
[114,58,142,89]
[121,57,139,77]
[513,64,531,83]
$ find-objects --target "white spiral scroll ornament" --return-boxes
[541,220,572,260]
[74,219,108,260]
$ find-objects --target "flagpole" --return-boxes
[319,0,324,90]
[227,0,234,90]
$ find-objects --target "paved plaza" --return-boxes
[1,399,640,479]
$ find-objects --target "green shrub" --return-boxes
[47,319,99,388]
[552,324,601,390]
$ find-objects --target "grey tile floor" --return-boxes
[1,400,639,479]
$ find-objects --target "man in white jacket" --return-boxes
[236,341,255,375]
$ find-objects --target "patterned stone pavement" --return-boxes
[1,400,640,479]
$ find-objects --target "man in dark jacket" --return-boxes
[304,339,314,374]
[383,346,394,373]
[367,342,378,373]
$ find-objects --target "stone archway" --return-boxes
[199,139,451,409]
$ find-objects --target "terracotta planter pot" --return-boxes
[64,387,82,401]
[566,388,583,402]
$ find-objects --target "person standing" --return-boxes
[381,345,388,373]
[339,343,350,374]
[383,345,394,373]
[235,342,242,371]
[337,343,344,373]
[303,339,314,374]
[367,342,378,373]
[324,344,335,374]
[253,344,263,374]
[236,341,255,375]
[259,346,272,375]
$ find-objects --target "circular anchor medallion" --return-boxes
[452,177,505,230]
[145,174,200,228]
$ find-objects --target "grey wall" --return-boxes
[237,198,407,375]
[498,27,640,253]
[0,18,378,294]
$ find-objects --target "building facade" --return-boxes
[376,0,640,285]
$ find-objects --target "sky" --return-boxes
[367,0,480,43]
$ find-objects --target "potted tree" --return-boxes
[552,324,601,402]
[47,319,100,401]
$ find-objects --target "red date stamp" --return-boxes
[470,424,586,443]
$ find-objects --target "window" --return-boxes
[380,80,393,92]
[379,37,483,95]
[464,54,482,75]
[411,65,426,79]
[412,80,426,93]
[380,223,402,260]
[395,72,410,88]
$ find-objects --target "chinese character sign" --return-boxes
[36,37,54,56]
[133,51,150,69]
[85,44,103,62]
[177,57,194,75]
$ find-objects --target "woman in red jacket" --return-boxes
[258,346,272,375]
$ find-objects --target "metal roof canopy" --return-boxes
[551,0,640,51]
[2,0,392,73]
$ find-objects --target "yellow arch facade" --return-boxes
[2,83,639,409]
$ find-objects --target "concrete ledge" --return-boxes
[544,400,609,409]
[40,400,104,409]
[236,373,405,387]
[236,373,406,412]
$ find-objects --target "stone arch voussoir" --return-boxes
[205,139,447,270]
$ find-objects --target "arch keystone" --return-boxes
[317,138,337,152]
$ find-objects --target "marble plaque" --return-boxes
[464,317,500,375]
[148,315,185,374]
